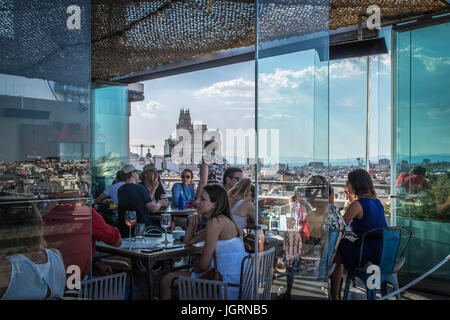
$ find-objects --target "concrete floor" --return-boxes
[271,274,450,300]
[132,269,449,300]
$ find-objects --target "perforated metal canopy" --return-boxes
[1,0,448,84]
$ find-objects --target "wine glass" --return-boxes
[136,223,146,241]
[160,213,172,247]
[125,211,137,241]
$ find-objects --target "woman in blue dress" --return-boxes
[171,169,196,207]
[329,169,387,300]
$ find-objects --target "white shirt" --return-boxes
[103,182,125,204]
[1,249,66,300]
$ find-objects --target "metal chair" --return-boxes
[239,247,276,300]
[325,229,343,298]
[177,277,229,300]
[172,247,275,300]
[78,272,127,300]
[342,226,412,300]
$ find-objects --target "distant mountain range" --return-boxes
[232,153,450,167]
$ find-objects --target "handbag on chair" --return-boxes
[199,251,223,281]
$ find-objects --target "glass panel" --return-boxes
[393,22,450,280]
[91,82,129,198]
[256,0,329,297]
[329,57,367,172]
[368,27,392,217]
[0,0,91,298]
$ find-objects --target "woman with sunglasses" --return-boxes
[171,168,196,208]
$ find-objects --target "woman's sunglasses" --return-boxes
[182,175,191,179]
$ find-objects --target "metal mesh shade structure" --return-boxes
[330,0,449,30]
[0,0,91,86]
[0,0,448,83]
[92,0,256,81]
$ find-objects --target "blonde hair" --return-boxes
[228,178,252,200]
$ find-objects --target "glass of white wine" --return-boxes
[160,213,172,247]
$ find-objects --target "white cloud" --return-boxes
[132,100,166,118]
[415,54,450,73]
[260,113,293,120]
[329,58,366,79]
[427,107,450,119]
[336,98,354,108]
[141,113,158,119]
[259,66,314,90]
[244,114,255,119]
[193,78,254,99]
[191,59,369,110]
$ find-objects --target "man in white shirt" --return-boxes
[95,170,126,205]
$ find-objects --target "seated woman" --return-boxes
[329,169,388,300]
[228,178,256,231]
[159,184,246,300]
[171,169,196,207]
[0,203,66,300]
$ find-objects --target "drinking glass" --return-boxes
[160,193,169,211]
[136,223,146,241]
[125,211,137,241]
[160,213,172,247]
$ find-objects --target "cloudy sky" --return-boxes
[130,50,389,165]
[130,24,450,166]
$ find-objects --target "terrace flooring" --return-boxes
[271,274,450,300]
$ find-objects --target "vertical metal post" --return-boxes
[390,29,397,227]
[254,0,260,300]
[366,56,371,172]
[127,101,131,164]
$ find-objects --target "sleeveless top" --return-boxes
[1,249,66,300]
[192,237,246,300]
[231,199,247,231]
[350,198,388,237]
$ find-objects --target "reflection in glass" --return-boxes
[393,22,450,280]
[256,1,330,299]
[0,0,92,298]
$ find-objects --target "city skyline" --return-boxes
[130,50,394,165]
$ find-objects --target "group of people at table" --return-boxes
[0,161,388,300]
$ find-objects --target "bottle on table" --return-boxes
[177,191,185,209]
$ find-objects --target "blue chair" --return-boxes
[342,226,412,300]
[324,230,343,298]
